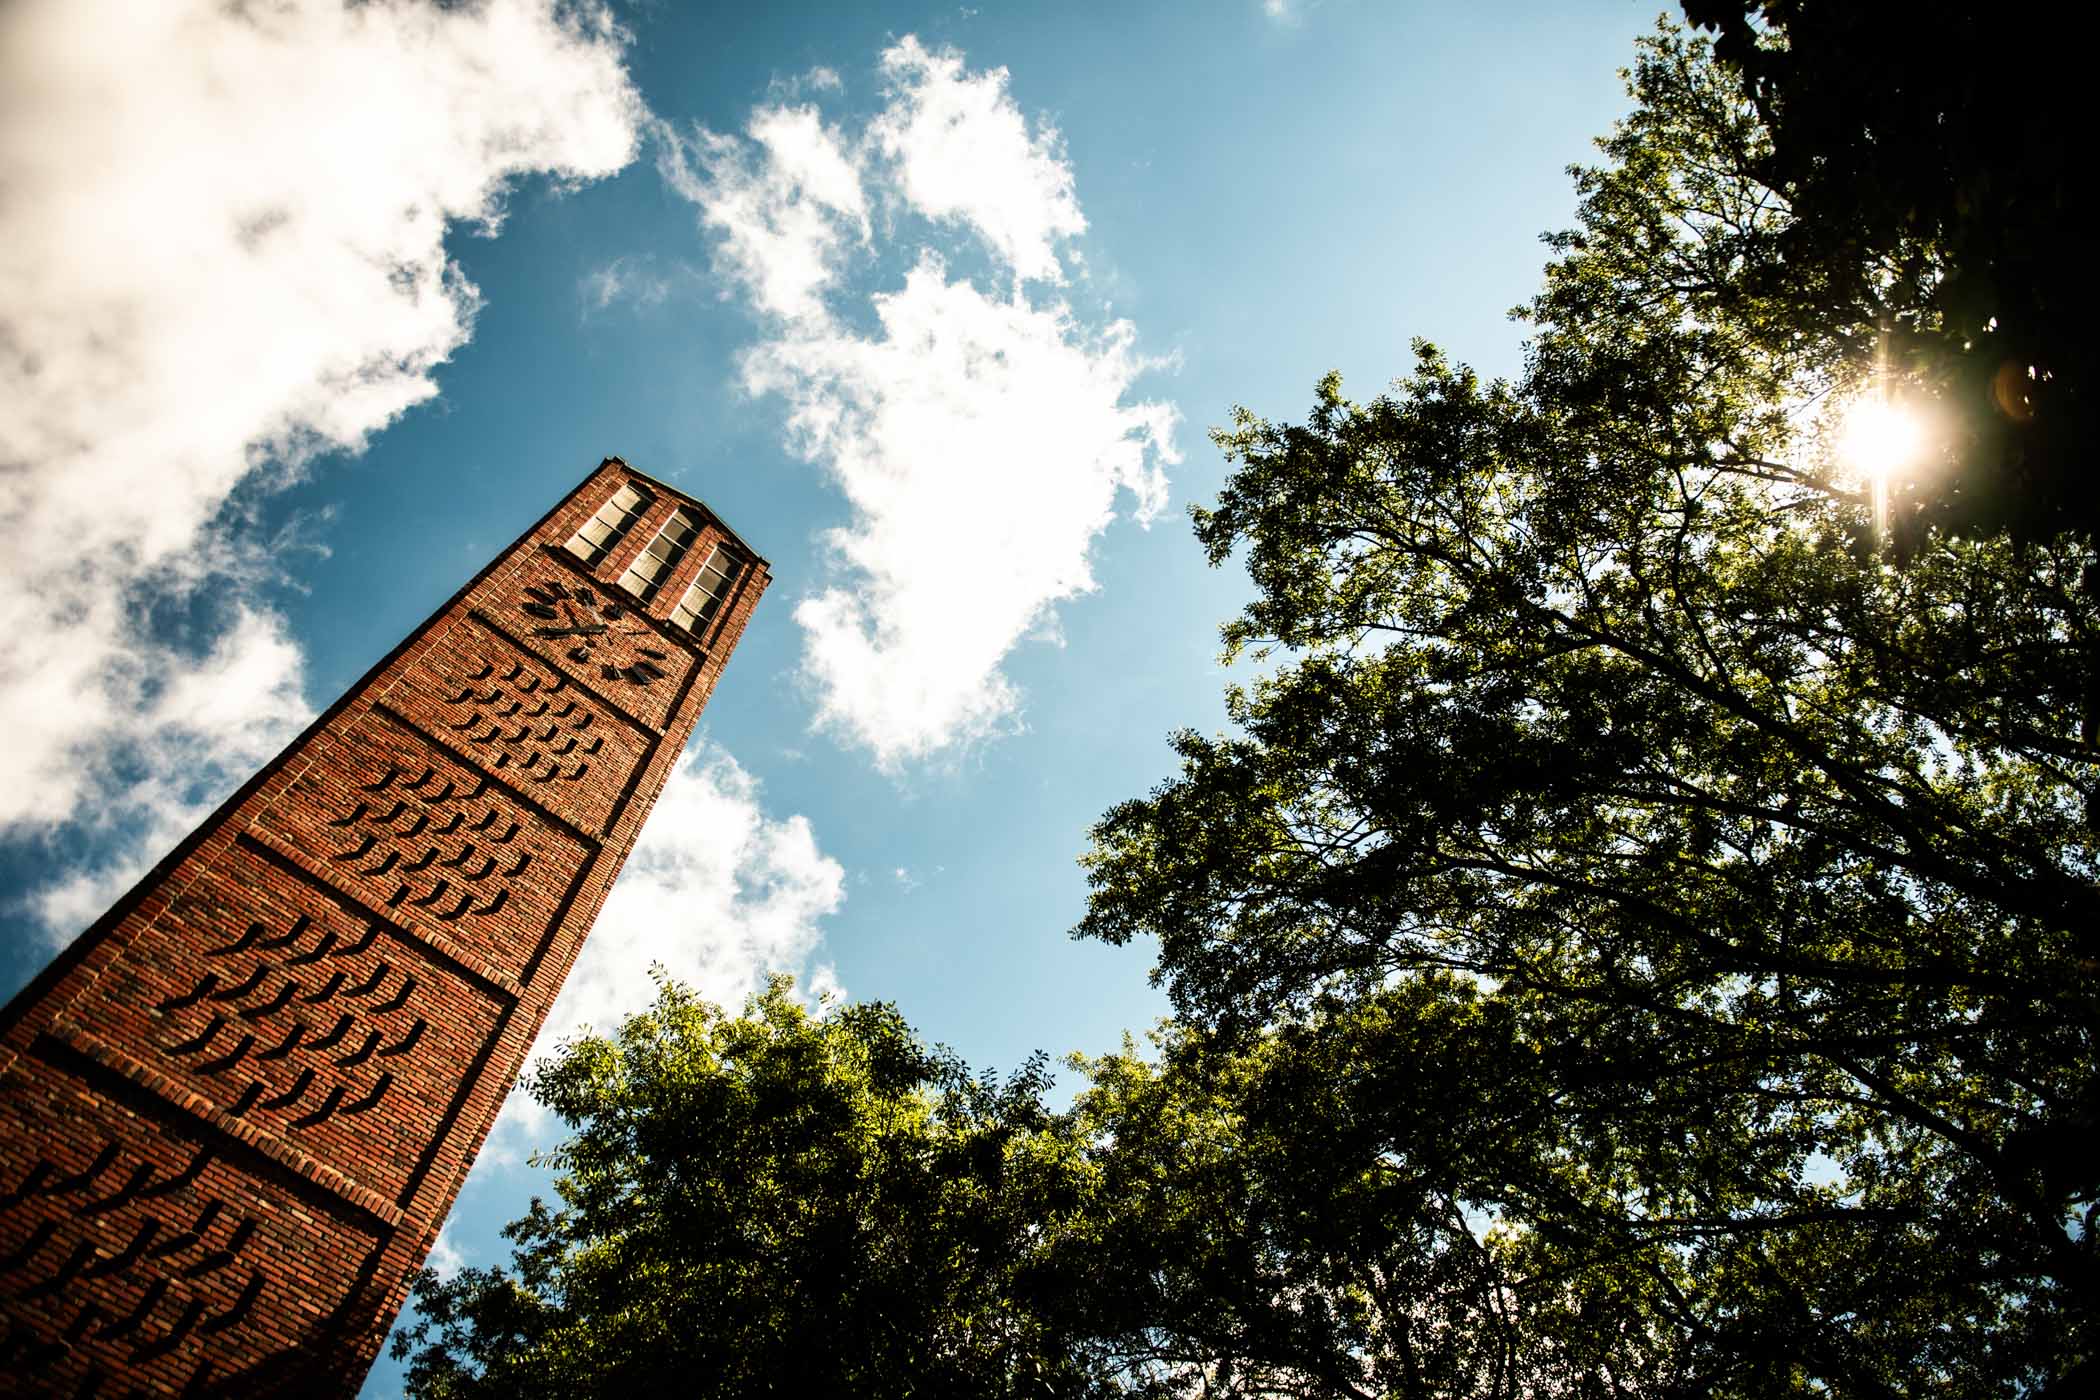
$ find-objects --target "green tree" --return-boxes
[390,976,1118,1399]
[1077,24,2097,1397]
[1063,987,1753,1397]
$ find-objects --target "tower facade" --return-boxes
[0,460,768,1395]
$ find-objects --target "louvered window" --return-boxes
[565,483,650,566]
[670,546,740,635]
[618,508,701,602]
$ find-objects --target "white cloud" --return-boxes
[0,0,642,928]
[656,105,867,326]
[869,37,1085,286]
[803,961,847,1006]
[751,259,1175,764]
[425,1219,469,1281]
[663,37,1178,770]
[492,742,845,1150]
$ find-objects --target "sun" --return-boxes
[1839,395,1925,481]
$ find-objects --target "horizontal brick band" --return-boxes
[40,1023,406,1230]
[369,701,605,848]
[231,832,524,1003]
[467,607,668,739]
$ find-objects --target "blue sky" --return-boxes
[0,1,1656,1390]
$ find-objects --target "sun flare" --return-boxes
[1839,395,1925,481]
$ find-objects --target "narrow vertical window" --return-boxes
[565,483,650,566]
[618,507,701,602]
[670,546,740,635]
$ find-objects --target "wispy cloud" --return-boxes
[22,609,312,946]
[768,65,845,101]
[659,36,1178,771]
[0,0,643,938]
[580,254,681,314]
[658,103,869,326]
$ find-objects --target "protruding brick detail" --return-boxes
[250,711,598,984]
[0,460,769,1396]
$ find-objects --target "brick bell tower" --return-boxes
[0,460,768,1395]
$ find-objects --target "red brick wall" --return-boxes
[0,459,768,1396]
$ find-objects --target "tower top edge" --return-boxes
[593,457,770,571]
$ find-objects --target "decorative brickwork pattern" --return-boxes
[0,460,768,1396]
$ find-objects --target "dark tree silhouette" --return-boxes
[1679,0,2091,541]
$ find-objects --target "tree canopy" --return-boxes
[1078,19,2097,1396]
[391,977,1115,1399]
